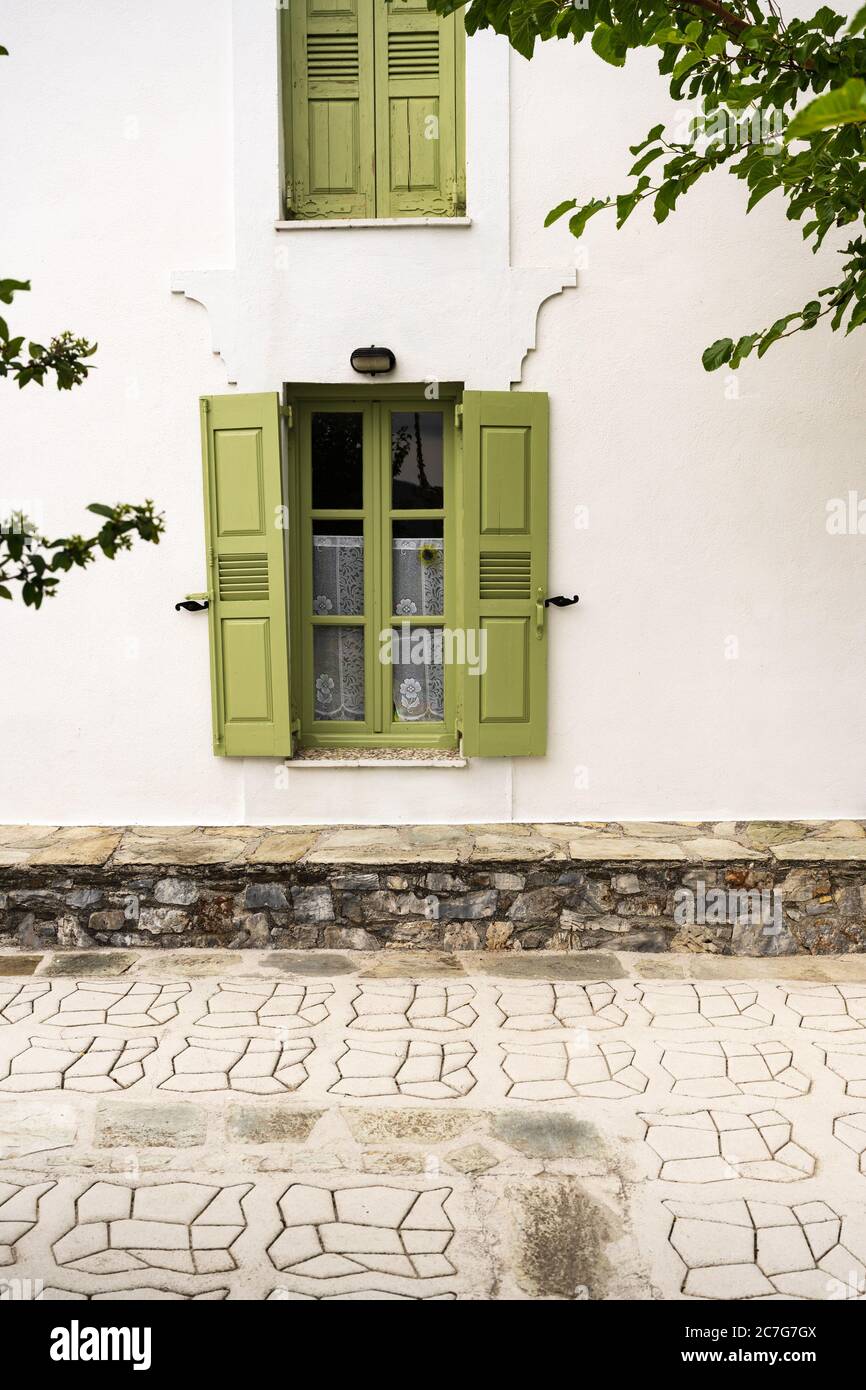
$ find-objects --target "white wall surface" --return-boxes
[1,0,864,825]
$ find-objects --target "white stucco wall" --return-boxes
[1,0,864,825]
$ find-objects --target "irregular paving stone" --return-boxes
[0,1181,55,1262]
[0,980,50,1023]
[445,1143,500,1174]
[160,1036,314,1094]
[44,951,138,977]
[342,1108,484,1144]
[470,953,626,980]
[95,1102,208,1148]
[246,831,320,863]
[509,1177,617,1299]
[642,1109,815,1181]
[114,827,263,866]
[332,1038,476,1099]
[27,828,123,867]
[42,981,190,1028]
[659,1040,810,1099]
[500,1039,647,1101]
[271,951,355,976]
[818,1041,866,1096]
[268,1183,455,1281]
[349,981,476,1032]
[634,981,773,1029]
[0,955,41,976]
[666,1198,865,1300]
[492,1113,603,1160]
[0,1036,156,1093]
[52,1181,251,1275]
[495,982,626,1031]
[784,983,866,1032]
[833,1113,866,1172]
[226,1106,323,1144]
[0,1102,77,1160]
[359,952,466,977]
[194,981,332,1031]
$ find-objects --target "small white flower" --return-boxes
[313,595,333,615]
[400,677,422,710]
[316,674,334,705]
[395,598,417,616]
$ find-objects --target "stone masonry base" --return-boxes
[3,822,866,954]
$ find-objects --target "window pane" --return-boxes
[313,626,365,721]
[392,520,443,617]
[312,411,363,509]
[391,411,443,509]
[313,520,364,616]
[390,626,444,724]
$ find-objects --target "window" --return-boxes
[280,0,466,220]
[199,389,549,759]
[293,395,456,747]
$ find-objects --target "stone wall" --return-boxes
[2,859,865,955]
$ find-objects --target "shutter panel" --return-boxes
[374,0,461,217]
[286,0,375,219]
[461,392,549,757]
[200,393,292,757]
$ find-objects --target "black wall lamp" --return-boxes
[350,345,396,376]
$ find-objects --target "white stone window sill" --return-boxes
[285,753,467,769]
[275,217,472,231]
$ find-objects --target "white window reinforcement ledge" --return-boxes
[275,217,472,231]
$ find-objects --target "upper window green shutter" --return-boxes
[374,0,462,217]
[200,393,292,757]
[285,0,375,219]
[461,392,549,757]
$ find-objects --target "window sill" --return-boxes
[286,748,466,769]
[274,216,472,231]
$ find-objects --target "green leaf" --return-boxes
[629,146,664,176]
[591,23,628,67]
[786,79,866,140]
[746,176,781,212]
[567,198,610,239]
[0,279,29,305]
[0,585,12,600]
[544,199,577,227]
[629,124,665,156]
[86,503,118,519]
[702,338,734,372]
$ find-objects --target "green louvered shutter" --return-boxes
[461,392,549,757]
[374,0,463,217]
[284,0,375,219]
[200,393,292,757]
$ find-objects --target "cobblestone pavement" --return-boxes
[3,949,866,1301]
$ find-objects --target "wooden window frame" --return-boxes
[285,383,462,750]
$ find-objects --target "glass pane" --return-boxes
[313,626,365,721]
[390,626,444,724]
[392,520,443,617]
[312,520,364,616]
[391,411,443,509]
[312,411,363,509]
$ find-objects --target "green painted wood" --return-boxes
[285,0,376,219]
[374,0,462,217]
[461,391,549,757]
[200,393,292,756]
[290,392,458,747]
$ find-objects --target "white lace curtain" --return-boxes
[313,534,444,723]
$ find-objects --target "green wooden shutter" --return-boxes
[285,0,375,219]
[461,392,549,757]
[200,393,292,757]
[374,0,463,217]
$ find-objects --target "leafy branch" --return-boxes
[431,0,866,368]
[0,503,166,609]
